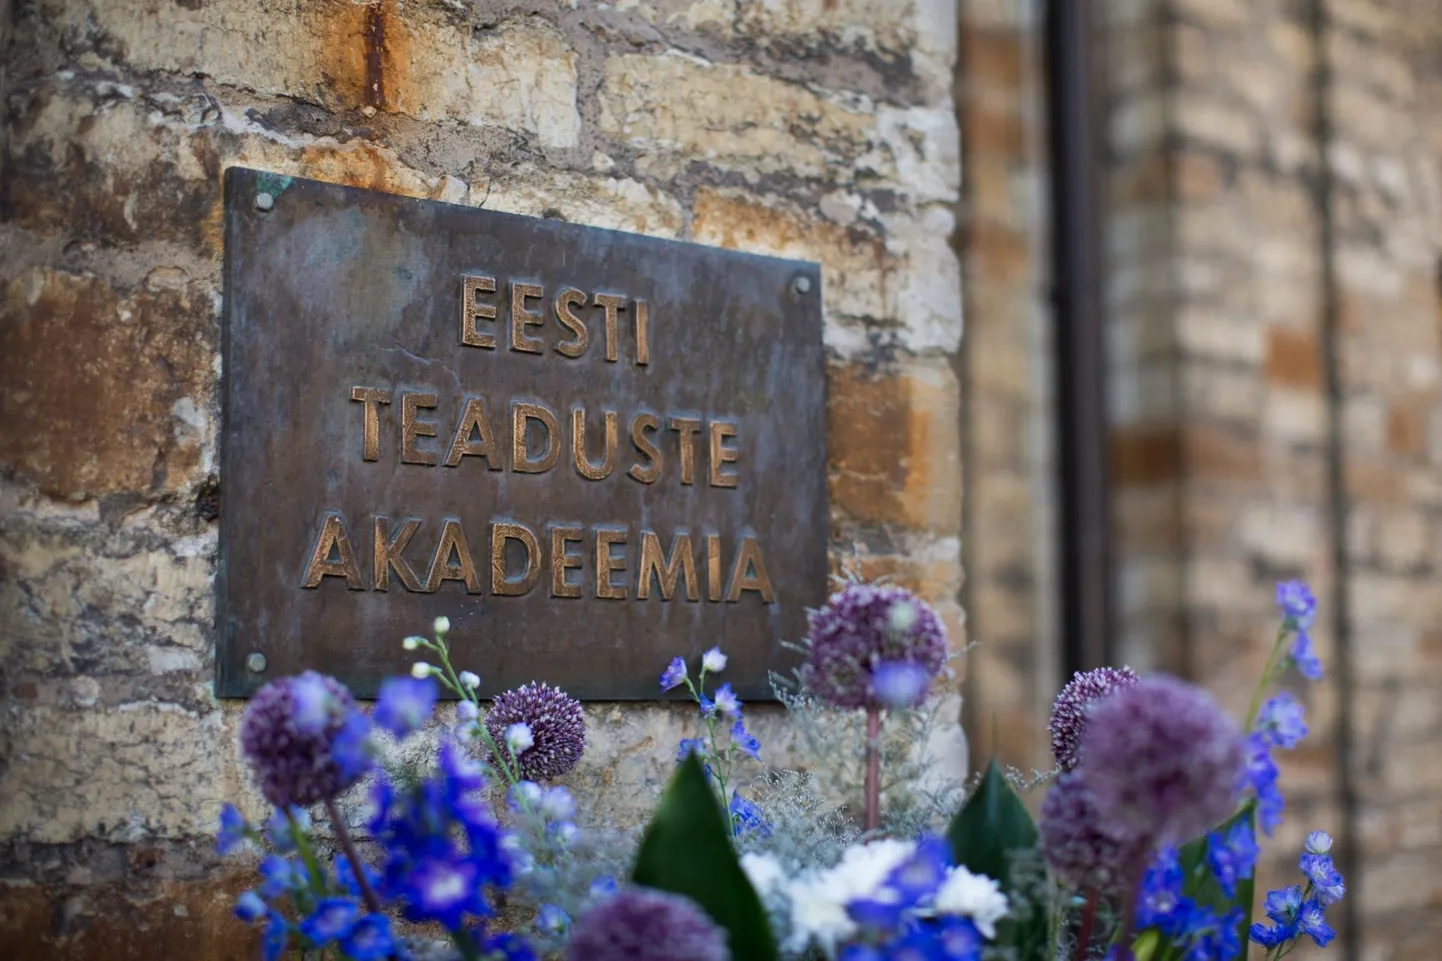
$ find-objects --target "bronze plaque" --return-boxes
[217,168,826,699]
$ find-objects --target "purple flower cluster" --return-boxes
[484,681,587,781]
[567,887,732,961]
[1038,772,1147,896]
[1250,832,1346,951]
[803,584,948,710]
[239,671,371,808]
[1082,675,1244,846]
[1047,666,1139,770]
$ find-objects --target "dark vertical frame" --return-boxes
[1045,0,1112,677]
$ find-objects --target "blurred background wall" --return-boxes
[959,1,1442,959]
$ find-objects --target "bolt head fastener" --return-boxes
[255,192,275,212]
[246,652,268,673]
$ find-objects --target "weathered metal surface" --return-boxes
[218,168,827,699]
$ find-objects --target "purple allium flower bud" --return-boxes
[802,584,948,709]
[1081,675,1245,845]
[240,672,368,808]
[1038,771,1148,896]
[567,887,731,961]
[1047,666,1140,770]
[484,682,586,781]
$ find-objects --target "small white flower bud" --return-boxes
[433,616,451,635]
[402,635,423,651]
[505,722,534,756]
[456,700,480,722]
[701,647,728,673]
[459,671,480,690]
[1305,831,1333,856]
[411,662,433,679]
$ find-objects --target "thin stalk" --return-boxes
[864,706,882,832]
[324,799,382,915]
[1074,887,1099,961]
[286,809,327,897]
[1244,625,1290,732]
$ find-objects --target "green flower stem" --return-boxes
[287,808,327,897]
[1244,624,1291,733]
[453,931,482,961]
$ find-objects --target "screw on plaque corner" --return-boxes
[790,275,813,297]
[255,192,275,212]
[246,652,268,673]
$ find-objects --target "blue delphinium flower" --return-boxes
[216,803,249,855]
[298,897,359,945]
[339,914,393,960]
[1305,830,1333,855]
[262,806,310,853]
[1295,899,1335,946]
[712,683,742,717]
[258,855,303,898]
[537,902,571,936]
[1135,847,1186,932]
[870,660,932,709]
[1176,905,1243,961]
[676,738,706,762]
[1256,691,1308,749]
[1290,630,1324,681]
[698,693,716,716]
[1251,886,1302,947]
[1276,580,1317,629]
[1301,850,1346,905]
[234,890,266,923]
[660,656,687,690]
[731,719,761,760]
[374,675,438,737]
[588,875,619,900]
[1206,820,1259,899]
[729,791,771,838]
[482,931,541,961]
[262,909,290,961]
[1241,733,1284,835]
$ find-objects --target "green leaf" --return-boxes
[946,759,1048,961]
[631,754,778,961]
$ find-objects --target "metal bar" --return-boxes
[1045,0,1112,676]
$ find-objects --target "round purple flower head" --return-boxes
[1039,770,1149,896]
[1048,666,1140,770]
[240,671,367,808]
[485,682,586,781]
[1081,675,1244,845]
[567,887,730,961]
[802,583,948,709]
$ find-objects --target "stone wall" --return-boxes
[1102,1,1442,958]
[0,2,963,957]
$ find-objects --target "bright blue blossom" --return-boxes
[374,675,437,737]
[1136,847,1185,931]
[676,738,707,762]
[537,903,571,936]
[1176,905,1243,961]
[257,855,303,898]
[712,683,742,717]
[731,718,761,759]
[262,910,290,961]
[1206,820,1259,899]
[233,890,266,923]
[588,875,619,900]
[839,945,887,961]
[262,806,310,853]
[1249,921,1292,950]
[1276,580,1317,630]
[729,791,771,838]
[1241,734,1284,835]
[335,854,382,899]
[698,694,715,716]
[298,897,358,945]
[482,932,541,961]
[888,836,952,904]
[1301,853,1346,905]
[1256,692,1308,749]
[660,656,687,690]
[339,914,393,960]
[870,660,932,709]
[1296,899,1335,946]
[332,710,374,780]
[216,803,248,855]
[1265,885,1304,924]
[1290,629,1324,681]
[404,857,487,929]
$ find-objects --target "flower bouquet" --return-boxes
[216,580,1342,961]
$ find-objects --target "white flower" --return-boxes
[433,616,451,635]
[934,866,1009,939]
[740,852,787,902]
[506,722,534,755]
[456,700,479,723]
[458,671,480,689]
[402,635,424,651]
[702,647,728,673]
[785,840,915,955]
[411,662,433,679]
